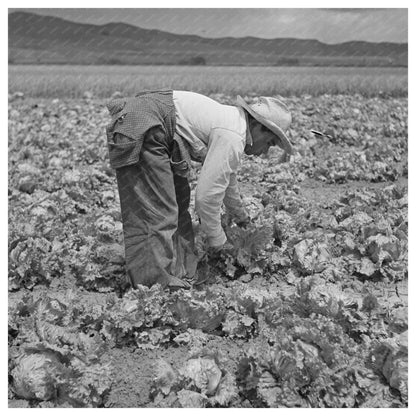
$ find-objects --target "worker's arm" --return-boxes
[195,128,245,248]
[223,172,250,224]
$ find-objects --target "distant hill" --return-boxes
[8,11,408,67]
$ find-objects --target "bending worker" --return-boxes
[105,90,293,290]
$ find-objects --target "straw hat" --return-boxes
[236,95,293,154]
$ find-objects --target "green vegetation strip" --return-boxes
[8,65,408,98]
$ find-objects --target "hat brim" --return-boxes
[236,95,293,155]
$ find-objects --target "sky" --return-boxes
[10,8,408,44]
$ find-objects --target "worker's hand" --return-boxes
[235,216,251,229]
[278,151,291,163]
[207,241,234,258]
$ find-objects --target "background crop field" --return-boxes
[8,65,408,98]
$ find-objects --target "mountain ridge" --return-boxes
[8,11,408,66]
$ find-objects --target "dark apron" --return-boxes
[106,90,197,288]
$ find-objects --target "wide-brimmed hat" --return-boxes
[236,95,293,154]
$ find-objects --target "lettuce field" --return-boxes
[8,89,408,408]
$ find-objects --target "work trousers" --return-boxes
[114,127,197,288]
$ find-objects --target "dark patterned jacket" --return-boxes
[106,89,191,175]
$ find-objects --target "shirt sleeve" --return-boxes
[195,128,245,247]
[223,173,249,222]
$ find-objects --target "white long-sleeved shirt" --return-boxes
[172,91,252,247]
